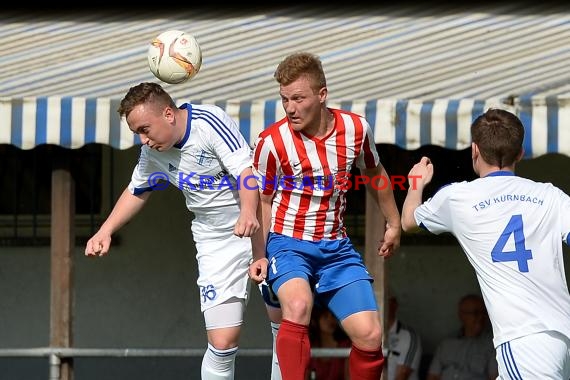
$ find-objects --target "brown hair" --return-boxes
[117,82,176,118]
[471,108,524,168]
[273,52,327,94]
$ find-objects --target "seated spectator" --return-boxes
[427,294,498,380]
[307,305,351,380]
[386,295,423,380]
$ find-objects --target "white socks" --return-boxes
[201,322,282,379]
[270,322,282,380]
[201,343,238,380]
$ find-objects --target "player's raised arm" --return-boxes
[84,188,151,257]
[401,156,433,232]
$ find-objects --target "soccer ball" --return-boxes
[147,30,202,84]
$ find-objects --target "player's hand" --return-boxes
[408,156,434,189]
[248,258,269,284]
[377,224,401,258]
[234,211,260,238]
[84,230,112,257]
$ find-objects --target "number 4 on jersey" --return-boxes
[491,214,533,272]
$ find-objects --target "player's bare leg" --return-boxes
[202,298,244,380]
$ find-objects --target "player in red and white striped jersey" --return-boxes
[249,52,401,380]
[253,105,379,241]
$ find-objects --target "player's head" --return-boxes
[118,82,180,152]
[274,52,327,91]
[274,52,328,133]
[470,108,525,169]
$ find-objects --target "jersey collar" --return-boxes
[484,170,515,177]
[174,103,192,149]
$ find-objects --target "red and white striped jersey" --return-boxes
[252,108,379,241]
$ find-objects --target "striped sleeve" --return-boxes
[128,146,161,195]
[354,115,380,170]
[194,105,252,178]
[253,128,280,195]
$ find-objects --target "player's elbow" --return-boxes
[401,213,417,233]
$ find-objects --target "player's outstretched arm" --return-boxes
[248,192,273,284]
[361,164,401,258]
[401,156,433,232]
[85,188,151,257]
[234,167,261,238]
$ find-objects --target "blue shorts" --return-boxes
[259,281,280,308]
[266,232,378,321]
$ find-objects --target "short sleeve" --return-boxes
[197,106,252,179]
[127,146,162,195]
[414,184,455,235]
[252,134,279,195]
[355,118,380,170]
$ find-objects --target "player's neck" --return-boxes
[173,108,188,145]
[478,165,515,178]
[309,108,334,139]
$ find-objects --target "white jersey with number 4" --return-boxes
[414,171,570,347]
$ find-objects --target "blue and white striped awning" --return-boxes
[1,5,569,157]
[1,95,569,158]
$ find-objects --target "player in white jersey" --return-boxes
[401,108,570,379]
[84,82,281,380]
[248,52,401,380]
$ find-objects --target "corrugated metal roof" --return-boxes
[1,4,569,101]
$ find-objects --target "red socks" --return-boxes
[349,343,385,380]
[276,319,311,380]
[276,319,384,380]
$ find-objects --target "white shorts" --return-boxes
[497,330,570,380]
[193,214,252,313]
[203,297,245,330]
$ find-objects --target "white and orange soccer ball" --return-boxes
[147,30,202,84]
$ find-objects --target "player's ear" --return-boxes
[319,86,327,103]
[163,105,175,121]
[515,148,524,162]
[471,142,479,160]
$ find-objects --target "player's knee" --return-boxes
[208,336,239,351]
[207,326,241,351]
[283,298,313,323]
[350,324,382,350]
